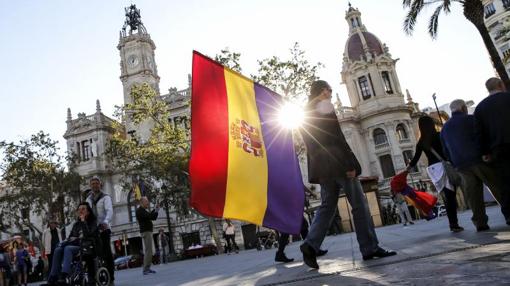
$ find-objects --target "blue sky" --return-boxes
[0,0,495,151]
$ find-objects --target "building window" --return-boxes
[485,2,496,18]
[181,231,201,250]
[76,142,81,162]
[358,76,372,100]
[381,71,394,94]
[81,140,90,161]
[403,150,418,172]
[127,189,137,223]
[396,124,409,141]
[21,208,30,221]
[379,154,395,178]
[373,128,388,146]
[503,0,510,10]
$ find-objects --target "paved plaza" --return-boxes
[34,206,510,285]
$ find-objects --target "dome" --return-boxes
[346,32,384,61]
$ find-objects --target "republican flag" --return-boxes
[133,183,142,200]
[189,51,304,234]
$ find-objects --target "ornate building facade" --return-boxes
[338,5,429,199]
[483,0,510,76]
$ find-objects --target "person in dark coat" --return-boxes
[407,115,464,232]
[46,202,98,285]
[474,77,510,225]
[441,99,504,231]
[299,80,396,269]
[136,197,159,275]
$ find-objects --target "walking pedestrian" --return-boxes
[42,219,62,278]
[86,176,115,284]
[392,191,414,226]
[299,80,396,269]
[14,242,28,286]
[222,220,239,254]
[136,197,159,275]
[407,115,464,233]
[474,77,510,225]
[157,228,169,264]
[441,99,505,231]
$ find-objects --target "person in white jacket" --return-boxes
[86,176,114,284]
[42,220,62,277]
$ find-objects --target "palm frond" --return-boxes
[403,0,425,35]
[442,0,452,13]
[428,5,443,38]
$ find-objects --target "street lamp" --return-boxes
[432,93,443,126]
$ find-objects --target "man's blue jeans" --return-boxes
[305,177,379,256]
[49,245,79,277]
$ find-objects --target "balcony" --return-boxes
[374,142,390,150]
[485,3,496,19]
[503,0,510,10]
[503,49,510,64]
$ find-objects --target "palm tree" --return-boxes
[403,0,510,89]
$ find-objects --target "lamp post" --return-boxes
[432,93,443,126]
[154,179,176,259]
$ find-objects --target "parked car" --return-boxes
[114,254,143,271]
[114,255,131,270]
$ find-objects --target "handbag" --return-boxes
[430,148,462,187]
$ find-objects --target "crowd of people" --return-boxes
[3,76,509,284]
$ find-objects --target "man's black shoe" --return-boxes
[362,247,397,261]
[275,251,294,263]
[300,243,319,269]
[476,225,490,232]
[317,249,328,257]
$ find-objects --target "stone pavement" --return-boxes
[33,206,510,285]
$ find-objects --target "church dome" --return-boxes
[346,31,384,61]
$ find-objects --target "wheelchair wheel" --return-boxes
[95,266,110,286]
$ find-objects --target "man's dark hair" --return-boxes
[309,80,330,101]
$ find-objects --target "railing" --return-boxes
[503,49,510,64]
[374,142,390,150]
[485,3,496,18]
[399,138,411,144]
[503,0,510,10]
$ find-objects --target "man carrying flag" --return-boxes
[299,80,396,269]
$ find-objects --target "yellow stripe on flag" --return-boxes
[223,69,268,224]
[134,184,142,200]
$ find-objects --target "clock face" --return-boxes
[127,55,139,68]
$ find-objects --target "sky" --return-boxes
[0,0,495,152]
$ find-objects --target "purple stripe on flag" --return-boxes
[254,84,304,234]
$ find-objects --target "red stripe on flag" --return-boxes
[189,51,229,217]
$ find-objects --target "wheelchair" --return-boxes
[67,238,111,286]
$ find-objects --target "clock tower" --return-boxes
[117,5,160,139]
[118,5,160,105]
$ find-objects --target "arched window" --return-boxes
[373,128,388,146]
[396,124,409,141]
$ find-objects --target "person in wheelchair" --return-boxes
[46,202,98,285]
